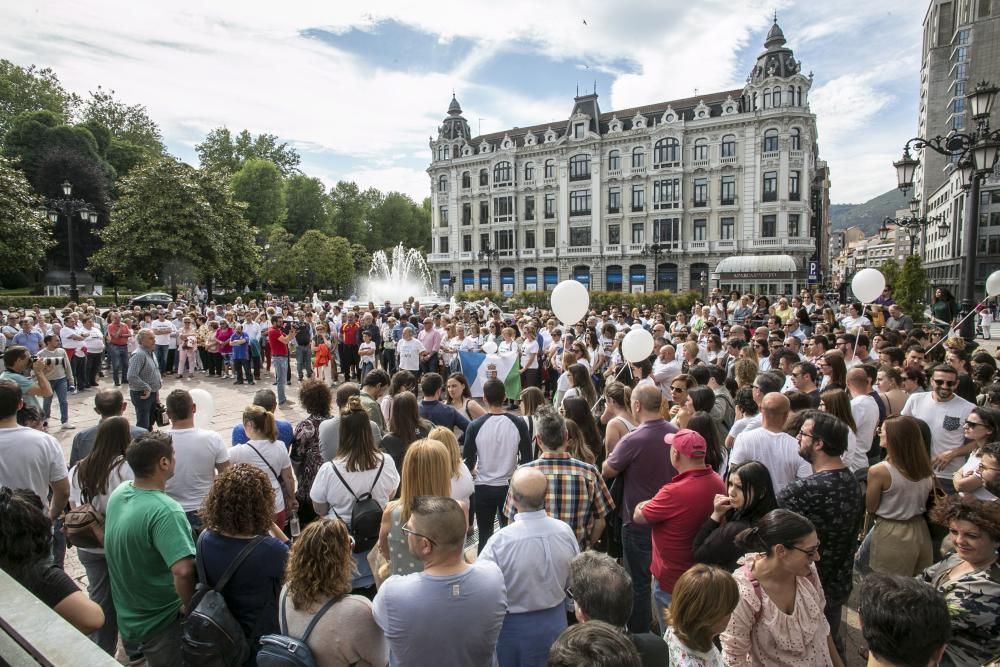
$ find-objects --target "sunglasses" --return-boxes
[932,379,957,387]
[964,420,986,428]
[670,386,686,393]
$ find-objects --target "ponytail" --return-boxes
[734,509,814,556]
[243,405,278,442]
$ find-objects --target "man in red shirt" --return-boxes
[634,429,725,633]
[340,313,360,382]
[267,315,296,406]
[105,311,132,387]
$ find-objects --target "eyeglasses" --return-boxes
[670,386,685,393]
[401,524,437,546]
[787,543,821,558]
[977,462,1000,473]
[932,379,957,387]
[797,430,815,440]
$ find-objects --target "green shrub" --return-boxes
[0,295,136,309]
[458,289,699,314]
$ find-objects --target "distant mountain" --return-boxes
[830,188,910,236]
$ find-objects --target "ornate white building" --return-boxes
[426,21,830,297]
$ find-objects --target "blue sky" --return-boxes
[1,1,926,204]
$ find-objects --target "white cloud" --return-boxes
[0,0,931,203]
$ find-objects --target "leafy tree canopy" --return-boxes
[195,127,300,176]
[0,60,79,138]
[0,156,55,272]
[284,174,329,236]
[78,86,164,154]
[231,158,286,229]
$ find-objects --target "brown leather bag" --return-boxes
[62,504,105,548]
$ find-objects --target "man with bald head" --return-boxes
[728,392,811,495]
[652,343,681,398]
[481,468,579,667]
[602,383,678,633]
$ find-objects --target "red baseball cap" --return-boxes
[664,429,707,458]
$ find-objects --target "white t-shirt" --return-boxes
[520,340,539,370]
[729,427,812,496]
[81,326,105,354]
[397,337,425,371]
[164,428,230,511]
[60,324,84,351]
[901,392,975,478]
[359,341,377,362]
[70,458,133,554]
[848,394,880,472]
[230,439,292,512]
[309,454,400,524]
[0,426,67,504]
[451,464,475,504]
[959,453,998,501]
[151,319,176,346]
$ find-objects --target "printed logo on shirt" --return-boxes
[943,415,962,432]
[486,363,497,380]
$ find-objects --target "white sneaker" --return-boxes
[61,423,75,430]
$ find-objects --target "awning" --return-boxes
[715,254,799,280]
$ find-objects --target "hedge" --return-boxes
[0,295,135,309]
[457,289,700,314]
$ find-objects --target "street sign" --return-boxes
[807,261,818,283]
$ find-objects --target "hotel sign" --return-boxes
[725,271,796,280]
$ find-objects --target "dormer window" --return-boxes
[574,123,585,139]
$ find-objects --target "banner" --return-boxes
[459,350,521,400]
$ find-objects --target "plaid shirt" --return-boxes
[504,451,614,548]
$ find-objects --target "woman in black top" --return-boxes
[692,461,778,571]
[379,391,432,472]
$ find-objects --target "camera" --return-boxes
[281,320,305,334]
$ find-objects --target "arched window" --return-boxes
[763,89,771,109]
[544,159,555,178]
[608,150,621,171]
[788,85,795,106]
[438,174,448,192]
[631,147,645,169]
[772,86,782,107]
[790,128,801,151]
[721,134,737,158]
[693,138,708,161]
[461,171,471,189]
[493,161,512,184]
[524,162,534,181]
[479,168,488,186]
[752,92,758,110]
[653,138,680,166]
[762,128,779,153]
[569,154,591,181]
[797,86,803,106]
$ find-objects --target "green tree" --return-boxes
[0,60,79,137]
[196,169,260,286]
[79,87,164,154]
[0,156,55,272]
[350,242,371,275]
[897,255,929,320]
[231,158,286,229]
[284,174,329,236]
[328,236,355,297]
[329,181,370,241]
[195,127,300,176]
[289,230,339,290]
[879,258,900,293]
[262,227,297,288]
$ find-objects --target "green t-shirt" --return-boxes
[104,482,195,642]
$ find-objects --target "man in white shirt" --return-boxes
[729,392,812,495]
[652,344,681,398]
[846,367,879,476]
[901,364,975,492]
[480,467,578,666]
[151,312,176,373]
[60,313,86,392]
[396,326,426,375]
[163,389,230,531]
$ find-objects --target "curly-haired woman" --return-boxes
[198,464,289,664]
[281,519,389,666]
[290,379,332,527]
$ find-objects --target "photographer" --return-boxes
[37,335,71,429]
[0,345,53,414]
[267,315,297,406]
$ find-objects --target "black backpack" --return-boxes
[181,533,265,667]
[328,456,385,553]
[256,592,339,667]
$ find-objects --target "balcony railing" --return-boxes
[631,166,648,175]
[565,245,593,255]
[692,159,710,168]
[789,150,804,160]
[519,249,537,259]
[687,240,709,252]
[459,252,473,260]
[720,155,738,164]
[626,243,646,255]
[712,239,737,251]
[541,248,557,256]
[762,151,780,160]
[607,169,622,178]
[693,200,708,208]
[543,177,557,186]
[749,238,780,249]
[604,244,621,255]
[428,253,451,261]
[762,192,777,202]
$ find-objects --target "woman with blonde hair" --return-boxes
[564,419,596,465]
[277,519,389,666]
[427,426,475,506]
[665,564,739,666]
[376,439,454,577]
[862,416,934,576]
[230,405,297,526]
[733,359,758,390]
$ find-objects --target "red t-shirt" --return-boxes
[268,327,288,356]
[107,323,130,346]
[641,466,725,592]
[341,322,359,345]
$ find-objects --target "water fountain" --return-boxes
[365,244,445,305]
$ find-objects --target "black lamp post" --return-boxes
[878,196,950,256]
[644,242,668,291]
[700,269,708,301]
[478,244,500,290]
[47,180,98,304]
[893,80,1000,341]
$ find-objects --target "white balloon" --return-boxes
[621,328,654,363]
[987,270,1000,297]
[482,340,498,355]
[189,388,215,430]
[550,280,590,325]
[851,268,886,303]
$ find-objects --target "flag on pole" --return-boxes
[459,350,522,400]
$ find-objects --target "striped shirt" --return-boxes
[126,347,162,393]
[504,452,615,548]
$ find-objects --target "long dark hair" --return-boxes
[568,363,598,406]
[338,396,380,472]
[728,461,779,523]
[389,391,431,448]
[563,397,603,464]
[687,412,726,473]
[76,416,132,502]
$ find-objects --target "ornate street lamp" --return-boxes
[46,180,99,303]
[891,79,1000,340]
[643,242,668,291]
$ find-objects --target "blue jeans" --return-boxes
[155,344,169,372]
[131,389,158,431]
[43,377,69,424]
[622,522,654,633]
[273,355,289,404]
[651,578,672,635]
[109,344,129,384]
[78,549,122,655]
[296,345,313,379]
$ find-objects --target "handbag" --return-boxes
[153,401,169,427]
[62,504,105,548]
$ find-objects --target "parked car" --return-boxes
[126,292,173,309]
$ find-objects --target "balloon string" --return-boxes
[851,303,867,362]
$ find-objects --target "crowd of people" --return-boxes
[1,283,1000,667]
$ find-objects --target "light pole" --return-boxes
[700,269,708,301]
[47,180,98,304]
[643,242,667,291]
[893,80,1000,340]
[478,244,500,290]
[879,196,950,256]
